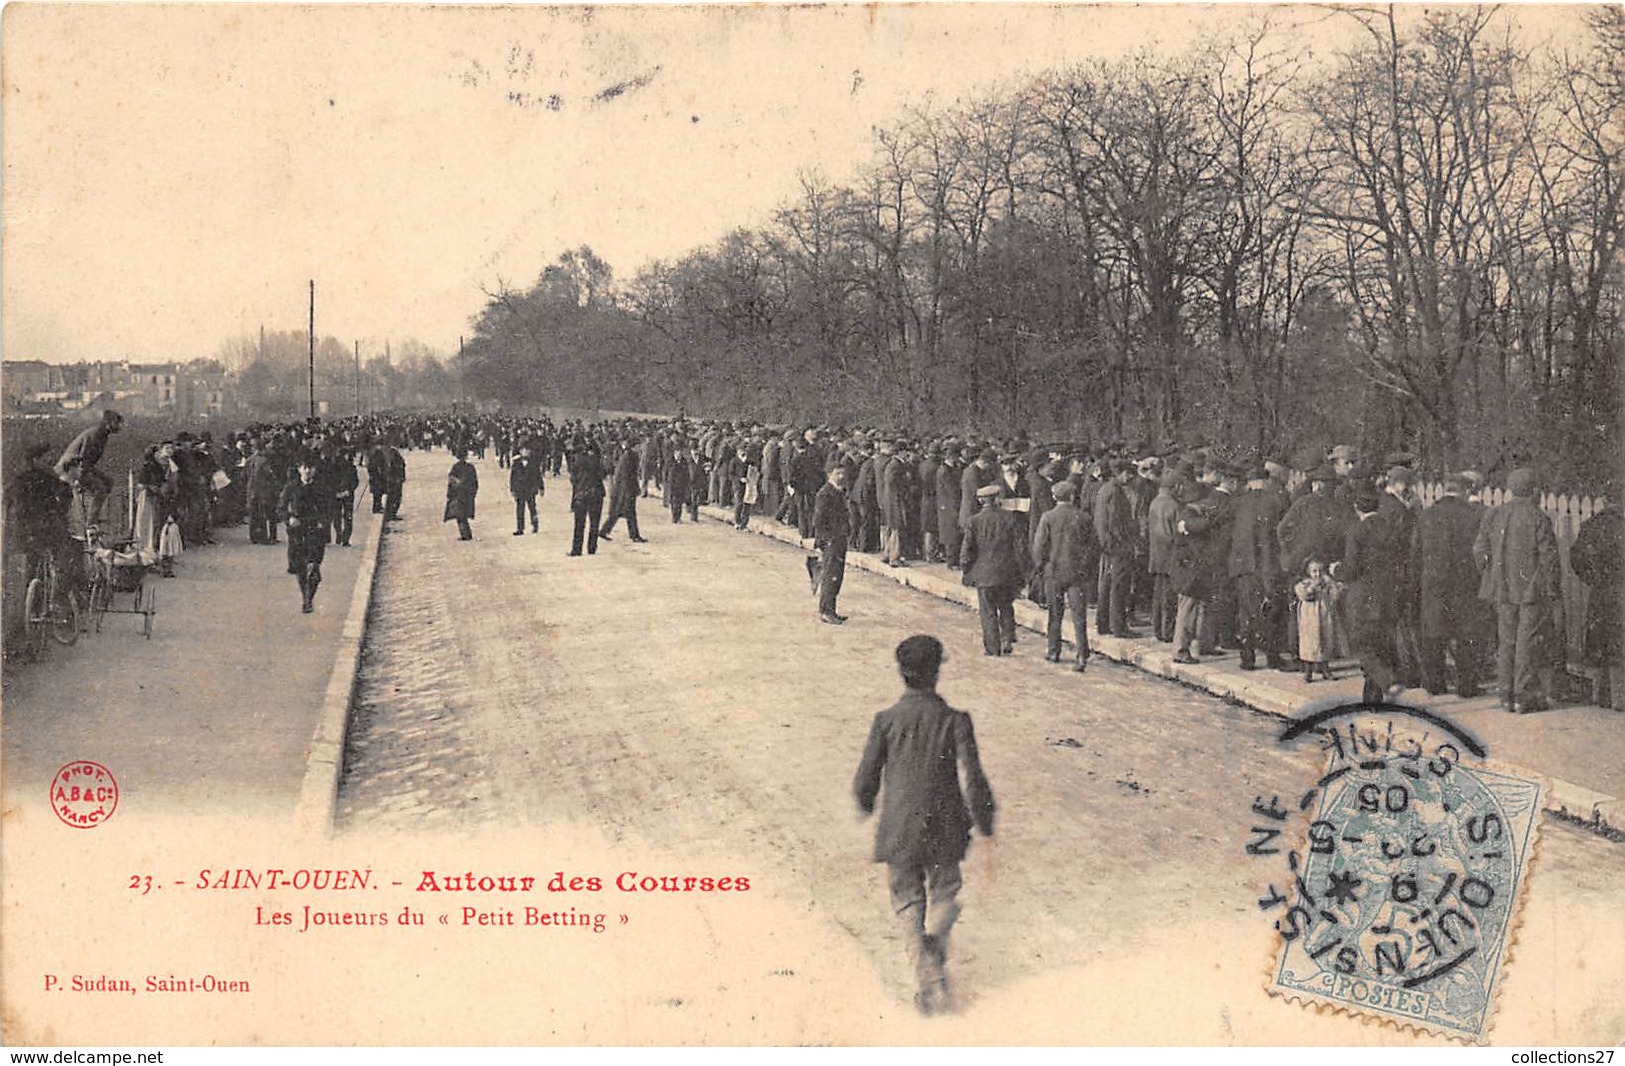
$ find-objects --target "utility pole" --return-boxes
[354,339,361,417]
[307,279,316,419]
[459,335,466,411]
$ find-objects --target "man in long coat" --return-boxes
[567,439,607,556]
[882,447,914,567]
[1412,473,1489,696]
[1031,478,1094,670]
[1093,460,1139,637]
[279,453,329,614]
[1474,467,1561,712]
[853,634,995,1016]
[1334,486,1404,702]
[1570,496,1623,710]
[599,440,647,543]
[810,464,851,624]
[1229,466,1286,670]
[663,445,693,524]
[936,446,965,569]
[443,448,478,541]
[961,484,1031,655]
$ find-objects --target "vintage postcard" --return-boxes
[3,2,1623,1049]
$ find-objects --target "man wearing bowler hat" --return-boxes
[854,635,996,1016]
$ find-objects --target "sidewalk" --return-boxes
[0,504,381,826]
[690,496,1624,831]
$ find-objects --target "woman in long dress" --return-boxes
[132,443,173,553]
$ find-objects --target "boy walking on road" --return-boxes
[854,635,996,1015]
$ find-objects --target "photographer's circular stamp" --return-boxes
[51,761,119,828]
[1245,701,1541,1043]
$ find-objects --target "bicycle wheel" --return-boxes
[51,581,80,646]
[23,577,47,658]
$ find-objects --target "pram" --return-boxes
[87,538,158,639]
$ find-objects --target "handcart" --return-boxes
[87,540,157,639]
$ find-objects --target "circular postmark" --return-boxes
[51,761,119,828]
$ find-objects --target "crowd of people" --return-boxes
[8,408,1620,715]
[464,413,1619,717]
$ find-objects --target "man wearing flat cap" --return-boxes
[1032,477,1094,669]
[961,482,1030,655]
[1474,467,1561,712]
[854,634,996,1016]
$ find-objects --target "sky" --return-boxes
[0,3,1590,366]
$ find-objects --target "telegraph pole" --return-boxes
[307,279,316,419]
[459,335,466,411]
[354,339,361,417]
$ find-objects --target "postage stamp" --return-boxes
[1250,701,1543,1042]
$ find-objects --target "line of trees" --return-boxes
[461,8,1623,485]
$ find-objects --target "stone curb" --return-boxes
[294,510,386,835]
[683,495,1619,832]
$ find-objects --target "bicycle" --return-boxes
[22,548,81,659]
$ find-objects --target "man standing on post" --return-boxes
[54,409,124,540]
[961,483,1030,655]
[810,464,851,625]
[854,634,996,1016]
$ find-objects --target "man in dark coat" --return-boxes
[279,453,329,614]
[1199,467,1240,654]
[1474,467,1561,712]
[382,442,407,522]
[567,439,607,556]
[509,444,544,535]
[961,483,1031,655]
[1229,466,1286,670]
[918,446,941,563]
[1170,478,1215,663]
[599,441,647,543]
[1412,474,1490,696]
[321,443,360,547]
[1277,468,1350,575]
[1093,460,1139,637]
[810,464,851,624]
[1570,496,1623,711]
[958,449,996,532]
[663,445,693,523]
[245,441,280,545]
[790,436,824,540]
[1031,478,1094,670]
[882,447,914,567]
[444,448,478,541]
[853,634,995,1016]
[855,448,880,553]
[1333,486,1403,702]
[936,447,965,569]
[366,443,388,514]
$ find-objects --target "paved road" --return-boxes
[336,454,1625,1044]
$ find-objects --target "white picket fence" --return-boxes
[1415,482,1606,667]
